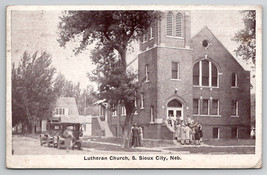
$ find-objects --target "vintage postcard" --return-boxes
[6,5,262,169]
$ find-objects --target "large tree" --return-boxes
[12,51,56,133]
[58,11,160,147]
[232,10,256,65]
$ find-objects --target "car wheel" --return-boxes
[76,142,81,150]
[53,137,57,148]
[57,138,61,149]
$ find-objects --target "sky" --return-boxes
[11,10,255,91]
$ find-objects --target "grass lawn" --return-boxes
[82,141,161,152]
[204,139,255,146]
[166,146,255,154]
[84,136,175,147]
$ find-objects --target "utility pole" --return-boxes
[84,94,86,116]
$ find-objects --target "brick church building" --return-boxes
[100,10,251,140]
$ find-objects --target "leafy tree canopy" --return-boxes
[58,11,160,67]
[232,10,256,64]
[12,51,56,131]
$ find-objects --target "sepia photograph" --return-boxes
[6,5,262,169]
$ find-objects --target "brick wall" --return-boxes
[138,47,158,124]
[190,27,251,138]
[156,47,193,120]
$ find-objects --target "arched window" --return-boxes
[176,13,182,37]
[193,60,218,87]
[231,73,237,87]
[167,99,182,108]
[166,12,173,36]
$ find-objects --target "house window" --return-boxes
[59,108,63,115]
[150,25,155,39]
[211,99,219,115]
[55,108,66,115]
[231,73,237,87]
[201,99,209,115]
[166,12,173,36]
[145,64,149,82]
[112,108,117,116]
[193,99,199,115]
[140,93,144,109]
[176,13,182,37]
[171,62,180,79]
[121,106,126,116]
[231,100,238,116]
[193,60,218,87]
[143,33,147,43]
[213,128,219,139]
[150,106,155,123]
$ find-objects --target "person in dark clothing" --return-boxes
[131,124,139,147]
[194,123,201,145]
[137,124,143,147]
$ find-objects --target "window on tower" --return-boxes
[145,64,149,82]
[171,62,180,79]
[166,12,173,36]
[140,93,144,109]
[176,13,182,37]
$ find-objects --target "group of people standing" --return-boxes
[130,123,143,147]
[174,118,203,145]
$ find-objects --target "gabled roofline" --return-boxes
[191,26,246,71]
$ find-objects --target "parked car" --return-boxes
[40,117,83,150]
[39,122,61,147]
[55,123,82,150]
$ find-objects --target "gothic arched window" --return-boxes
[166,12,173,36]
[193,60,218,87]
[176,13,182,37]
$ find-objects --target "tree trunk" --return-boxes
[31,120,36,134]
[122,113,134,148]
[122,103,135,148]
[119,48,127,71]
[31,122,35,134]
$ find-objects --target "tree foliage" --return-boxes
[53,73,97,115]
[58,11,160,67]
[232,10,256,64]
[58,11,160,146]
[12,51,56,133]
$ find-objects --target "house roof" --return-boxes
[93,99,107,105]
[55,97,79,116]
